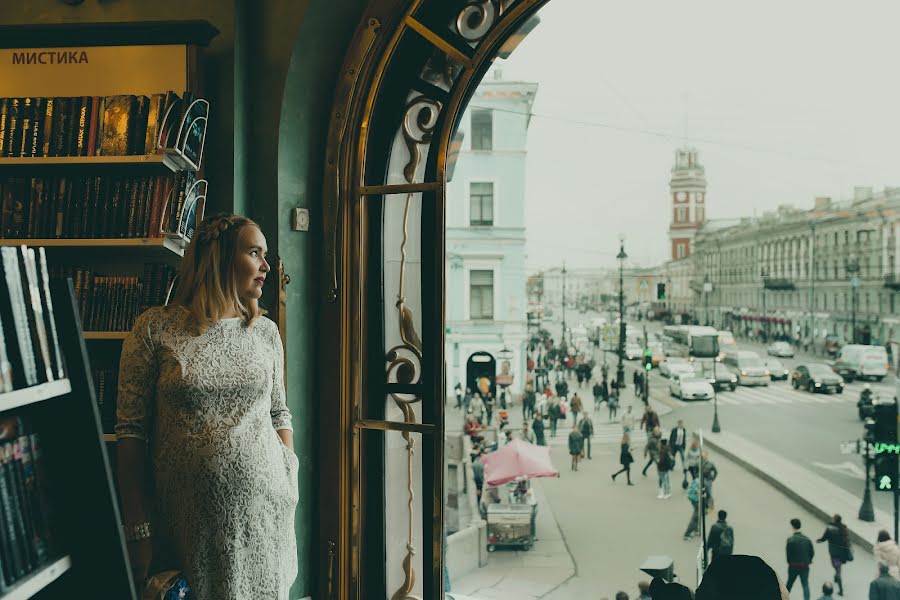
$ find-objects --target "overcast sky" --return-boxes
[492,1,900,271]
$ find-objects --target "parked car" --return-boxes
[696,361,738,391]
[722,351,770,386]
[668,375,714,401]
[791,363,845,393]
[766,341,795,358]
[763,358,790,381]
[831,344,889,382]
[666,363,697,380]
[659,358,690,378]
[625,343,643,360]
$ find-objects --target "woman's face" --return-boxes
[234,226,270,303]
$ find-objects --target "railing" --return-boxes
[763,278,796,290]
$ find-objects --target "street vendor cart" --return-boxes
[486,503,535,551]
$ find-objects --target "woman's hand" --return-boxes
[128,538,153,589]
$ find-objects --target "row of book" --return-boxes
[0,246,65,392]
[0,171,199,240]
[92,368,118,434]
[49,264,176,333]
[0,91,205,163]
[0,416,57,591]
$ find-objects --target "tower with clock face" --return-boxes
[668,146,707,260]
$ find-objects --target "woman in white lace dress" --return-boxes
[116,214,298,599]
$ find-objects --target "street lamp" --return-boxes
[561,262,567,347]
[761,267,770,342]
[703,274,712,327]
[617,237,627,390]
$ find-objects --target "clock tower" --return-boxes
[668,146,707,260]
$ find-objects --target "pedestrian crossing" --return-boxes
[541,420,647,447]
[663,379,895,408]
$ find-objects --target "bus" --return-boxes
[717,330,737,359]
[662,325,720,359]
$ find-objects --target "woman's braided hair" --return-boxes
[169,212,266,333]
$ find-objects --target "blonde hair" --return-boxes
[169,213,267,333]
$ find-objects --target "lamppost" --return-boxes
[704,274,712,327]
[617,237,627,390]
[847,257,860,344]
[704,274,721,433]
[761,267,770,342]
[561,261,567,347]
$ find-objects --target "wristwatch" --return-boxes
[123,521,152,542]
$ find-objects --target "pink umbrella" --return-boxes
[480,439,559,486]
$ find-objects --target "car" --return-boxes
[625,343,643,360]
[659,357,689,378]
[766,341,795,358]
[669,375,714,401]
[695,361,737,391]
[832,344,889,381]
[764,358,790,381]
[666,363,697,380]
[722,351,770,386]
[792,363,845,394]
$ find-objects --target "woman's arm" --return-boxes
[117,438,152,581]
[270,323,294,445]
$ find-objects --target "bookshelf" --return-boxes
[0,154,184,175]
[2,555,71,600]
[0,380,70,414]
[82,332,128,341]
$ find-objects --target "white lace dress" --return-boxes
[116,305,298,599]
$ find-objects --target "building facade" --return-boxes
[692,187,900,349]
[445,69,537,398]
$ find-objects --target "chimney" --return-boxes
[814,197,831,211]
[853,186,873,203]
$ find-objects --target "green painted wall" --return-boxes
[1,1,373,597]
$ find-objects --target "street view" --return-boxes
[442,3,900,599]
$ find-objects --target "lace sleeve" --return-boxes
[270,322,293,432]
[115,308,160,441]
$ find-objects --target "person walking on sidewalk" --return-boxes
[683,477,705,540]
[640,405,660,435]
[579,413,594,459]
[520,421,536,444]
[484,392,495,426]
[817,514,852,596]
[636,581,651,600]
[633,369,641,395]
[570,393,583,426]
[874,530,900,579]
[608,389,620,422]
[642,426,662,477]
[548,396,561,438]
[621,405,635,434]
[568,424,584,472]
[685,435,701,481]
[869,562,900,600]
[593,380,604,413]
[707,510,734,562]
[656,439,674,499]
[669,419,688,470]
[817,582,835,600]
[701,450,718,512]
[454,382,462,409]
[611,432,635,485]
[786,518,815,600]
[600,377,609,406]
[469,393,485,424]
[532,414,546,447]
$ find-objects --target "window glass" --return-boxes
[471,109,492,150]
[469,182,494,226]
[470,269,494,319]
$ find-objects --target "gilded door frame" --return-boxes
[318,1,547,598]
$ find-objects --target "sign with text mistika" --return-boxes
[0,45,187,98]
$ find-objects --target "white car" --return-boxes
[669,375,714,401]
[659,358,690,378]
[766,341,795,358]
[625,343,643,360]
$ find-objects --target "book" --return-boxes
[15,248,48,384]
[180,95,206,167]
[16,98,32,158]
[36,248,64,380]
[86,95,100,157]
[49,97,69,158]
[5,98,20,158]
[28,98,45,158]
[0,247,37,388]
[74,96,90,157]
[40,98,54,158]
[145,93,166,154]
[0,312,11,394]
[0,439,26,582]
[0,99,8,157]
[100,95,135,156]
[21,248,52,383]
[128,95,149,155]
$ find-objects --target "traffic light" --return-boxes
[868,402,899,492]
[643,349,653,371]
[656,283,666,300]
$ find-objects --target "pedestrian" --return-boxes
[463,387,473,414]
[669,419,688,470]
[523,386,536,421]
[593,380,604,413]
[579,413,594,459]
[637,580,651,600]
[683,477,705,540]
[484,392,495,426]
[608,389,619,422]
[685,435,701,481]
[521,421,535,444]
[701,450,718,511]
[641,426,661,477]
[816,582,835,600]
[634,370,644,397]
[621,405,634,434]
[535,394,547,419]
[875,530,900,579]
[656,439,674,499]
[502,429,515,447]
[817,514,852,596]
[570,393,583,425]
[548,396,561,438]
[870,561,900,600]
[694,555,789,600]
[633,369,641,394]
[568,424,584,472]
[464,414,481,439]
[601,377,609,405]
[707,510,735,562]
[640,405,660,434]
[469,393,485,424]
[532,414,546,446]
[454,381,462,409]
[601,363,609,380]
[615,592,629,600]
[611,432,634,485]
[786,518,815,600]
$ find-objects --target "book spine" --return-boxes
[0,99,8,157]
[21,249,52,383]
[74,96,89,157]
[17,98,33,158]
[54,178,66,238]
[40,98,54,158]
[86,96,99,157]
[28,434,54,561]
[93,96,105,156]
[16,435,45,565]
[0,443,25,581]
[15,248,48,384]
[5,99,19,158]
[66,98,81,157]
[36,249,64,379]
[145,93,165,154]
[28,98,44,158]
[0,305,11,393]
[50,97,69,158]
[9,440,36,572]
[0,248,37,387]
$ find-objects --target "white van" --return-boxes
[832,345,889,381]
[722,350,770,386]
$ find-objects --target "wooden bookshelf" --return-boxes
[0,238,185,267]
[0,379,71,413]
[0,154,184,175]
[1,555,73,600]
[103,434,116,443]
[83,332,128,340]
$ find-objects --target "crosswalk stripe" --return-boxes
[735,388,777,404]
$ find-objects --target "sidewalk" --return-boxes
[449,478,575,599]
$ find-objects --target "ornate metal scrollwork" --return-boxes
[402,96,442,183]
[456,0,499,42]
[421,50,463,90]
